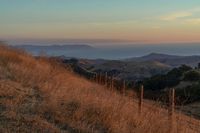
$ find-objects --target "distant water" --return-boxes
[6,41,200,59]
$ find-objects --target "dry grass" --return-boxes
[0,43,199,133]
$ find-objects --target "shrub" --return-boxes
[184,70,200,81]
[176,82,200,104]
[143,65,192,90]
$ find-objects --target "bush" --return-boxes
[143,65,192,90]
[176,82,200,104]
[184,70,200,81]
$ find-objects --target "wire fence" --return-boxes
[72,67,200,132]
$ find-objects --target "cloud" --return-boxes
[190,7,200,12]
[185,18,200,24]
[160,12,192,21]
[159,7,200,23]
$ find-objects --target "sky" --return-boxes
[1,0,200,43]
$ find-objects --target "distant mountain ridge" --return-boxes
[64,53,200,81]
[134,53,181,60]
[126,53,200,67]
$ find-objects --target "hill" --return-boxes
[62,53,200,81]
[0,43,199,133]
[126,53,200,67]
[77,59,170,80]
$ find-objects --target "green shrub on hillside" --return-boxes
[143,65,192,90]
[176,82,200,104]
[183,70,200,81]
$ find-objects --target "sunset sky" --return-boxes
[1,0,200,43]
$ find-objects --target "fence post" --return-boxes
[105,72,108,86]
[122,80,126,96]
[99,72,102,84]
[168,88,175,132]
[102,73,105,85]
[138,85,144,114]
[95,73,98,83]
[111,76,114,91]
[92,74,94,81]
[97,73,99,83]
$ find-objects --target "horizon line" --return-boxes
[1,38,200,45]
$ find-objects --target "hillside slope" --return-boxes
[126,53,200,67]
[76,59,170,80]
[0,44,198,133]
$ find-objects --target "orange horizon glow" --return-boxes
[1,1,200,44]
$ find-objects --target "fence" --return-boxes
[73,68,200,132]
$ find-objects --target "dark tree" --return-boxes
[198,63,200,69]
[143,65,192,90]
[184,70,200,81]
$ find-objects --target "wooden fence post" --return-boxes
[93,74,95,81]
[168,88,175,132]
[138,85,144,114]
[99,72,102,84]
[111,76,114,91]
[122,80,126,96]
[96,73,99,83]
[95,73,98,83]
[108,76,110,89]
[102,73,105,85]
[107,76,110,88]
[105,72,107,86]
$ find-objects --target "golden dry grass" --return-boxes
[0,43,199,133]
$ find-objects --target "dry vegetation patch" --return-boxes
[0,44,199,133]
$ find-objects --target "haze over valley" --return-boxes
[8,40,200,59]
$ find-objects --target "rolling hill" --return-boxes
[126,53,200,67]
[77,59,171,80]
[70,53,200,81]
[0,43,199,133]
[12,45,200,80]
